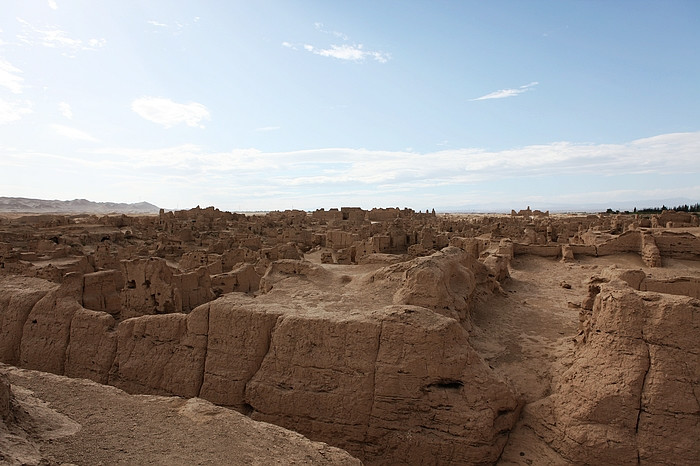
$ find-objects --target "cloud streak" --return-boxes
[0,59,24,94]
[302,43,389,63]
[471,82,538,101]
[51,124,99,142]
[58,102,72,119]
[15,18,106,57]
[131,97,210,128]
[4,131,698,210]
[283,22,389,63]
[0,98,32,124]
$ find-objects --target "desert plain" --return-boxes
[0,205,699,465]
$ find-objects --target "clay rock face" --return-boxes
[108,304,209,397]
[244,304,519,465]
[19,289,83,375]
[653,231,700,260]
[173,266,214,312]
[211,263,261,296]
[0,276,57,365]
[64,308,117,384]
[120,257,179,318]
[392,247,478,315]
[530,285,700,464]
[82,269,121,314]
[0,371,10,421]
[641,233,662,267]
[597,230,642,256]
[199,298,281,409]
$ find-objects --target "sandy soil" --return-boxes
[0,366,359,466]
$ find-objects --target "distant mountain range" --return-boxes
[0,197,161,214]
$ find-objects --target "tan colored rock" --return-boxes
[120,257,179,318]
[108,305,209,397]
[529,285,700,464]
[0,276,57,365]
[0,371,10,421]
[560,244,575,262]
[653,230,700,260]
[19,289,82,375]
[641,232,661,267]
[64,308,117,384]
[173,265,214,312]
[82,269,121,314]
[483,253,510,281]
[391,246,482,320]
[199,299,281,408]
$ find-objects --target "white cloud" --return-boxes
[0,59,24,94]
[147,20,168,28]
[0,98,32,124]
[314,22,349,41]
[255,126,280,132]
[16,17,106,57]
[302,43,389,63]
[91,130,700,185]
[131,97,210,129]
[4,131,698,211]
[471,82,539,101]
[285,23,389,63]
[58,102,72,119]
[51,124,99,142]
[48,0,58,10]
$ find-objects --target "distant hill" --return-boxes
[0,197,161,214]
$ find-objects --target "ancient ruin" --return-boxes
[1,206,699,464]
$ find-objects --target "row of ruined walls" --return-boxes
[513,229,700,267]
[0,248,521,465]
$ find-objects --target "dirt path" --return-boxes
[470,255,593,464]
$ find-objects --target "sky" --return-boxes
[1,0,699,212]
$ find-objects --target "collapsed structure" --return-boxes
[1,206,698,464]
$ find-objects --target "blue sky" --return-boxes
[1,1,699,211]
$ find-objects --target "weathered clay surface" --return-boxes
[108,305,209,397]
[1,364,361,465]
[0,276,57,365]
[527,283,700,464]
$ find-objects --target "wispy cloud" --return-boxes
[147,18,190,34]
[58,102,72,119]
[0,98,32,124]
[314,22,349,41]
[302,43,389,63]
[89,131,700,184]
[0,59,24,94]
[471,82,538,101]
[256,126,280,132]
[131,97,210,128]
[16,18,106,57]
[147,20,168,28]
[283,22,389,63]
[48,0,58,10]
[51,124,99,142]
